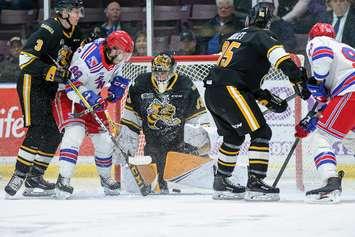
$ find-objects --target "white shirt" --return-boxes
[332,6,350,43]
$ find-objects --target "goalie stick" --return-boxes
[49,56,151,196]
[272,101,319,188]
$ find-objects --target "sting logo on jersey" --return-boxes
[147,99,181,129]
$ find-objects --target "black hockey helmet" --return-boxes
[246,3,273,29]
[54,0,84,15]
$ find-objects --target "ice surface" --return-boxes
[0,178,355,237]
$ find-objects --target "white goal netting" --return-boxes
[119,55,354,191]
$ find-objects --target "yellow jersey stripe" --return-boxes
[23,74,32,126]
[33,160,48,168]
[267,45,283,58]
[186,110,207,121]
[38,150,55,157]
[218,160,236,167]
[219,147,239,155]
[17,156,33,166]
[121,118,141,130]
[275,54,291,69]
[249,160,269,165]
[21,145,38,154]
[249,146,269,151]
[226,86,260,131]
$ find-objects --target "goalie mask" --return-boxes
[151,53,177,94]
[245,4,273,29]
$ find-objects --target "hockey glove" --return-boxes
[295,112,318,138]
[255,89,288,113]
[290,68,311,100]
[81,90,107,111]
[44,65,71,83]
[307,77,328,103]
[107,76,130,103]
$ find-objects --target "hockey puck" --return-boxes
[172,188,181,193]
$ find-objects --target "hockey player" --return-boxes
[295,23,355,203]
[117,53,210,193]
[203,4,311,201]
[52,30,134,198]
[4,0,84,197]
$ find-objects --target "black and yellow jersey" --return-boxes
[205,26,291,93]
[121,72,208,149]
[19,18,82,79]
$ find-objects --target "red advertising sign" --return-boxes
[0,86,119,157]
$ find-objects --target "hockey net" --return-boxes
[118,55,352,191]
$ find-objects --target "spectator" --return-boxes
[197,0,245,54]
[256,1,298,52]
[134,31,147,56]
[234,0,252,13]
[177,30,199,55]
[93,1,138,37]
[277,0,327,33]
[319,0,355,47]
[0,37,22,83]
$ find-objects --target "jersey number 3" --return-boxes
[217,41,241,67]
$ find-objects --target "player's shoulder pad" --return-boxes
[175,73,195,90]
[39,18,60,35]
[80,40,103,72]
[306,36,331,58]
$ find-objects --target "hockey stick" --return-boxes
[262,93,297,115]
[49,56,151,195]
[272,101,319,188]
[67,80,151,196]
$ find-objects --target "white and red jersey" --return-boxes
[306,36,355,97]
[61,38,122,104]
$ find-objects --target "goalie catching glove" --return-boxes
[255,89,288,113]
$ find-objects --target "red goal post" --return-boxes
[116,54,309,190]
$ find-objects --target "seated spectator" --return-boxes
[0,0,35,10]
[93,1,138,37]
[134,31,147,56]
[177,30,199,55]
[319,0,355,47]
[0,37,22,83]
[277,0,327,33]
[196,0,245,54]
[234,0,252,14]
[256,0,298,52]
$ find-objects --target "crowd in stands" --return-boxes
[0,0,355,82]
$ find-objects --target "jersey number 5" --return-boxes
[217,41,241,67]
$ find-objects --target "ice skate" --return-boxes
[55,175,74,199]
[100,176,120,196]
[159,180,169,194]
[4,171,26,196]
[22,173,55,197]
[305,171,344,204]
[245,175,280,201]
[212,173,245,200]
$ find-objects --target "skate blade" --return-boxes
[212,191,245,200]
[305,190,341,204]
[103,188,120,196]
[55,189,73,200]
[244,191,280,201]
[23,188,55,197]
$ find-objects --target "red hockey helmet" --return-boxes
[107,30,134,53]
[106,30,134,64]
[308,23,336,40]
